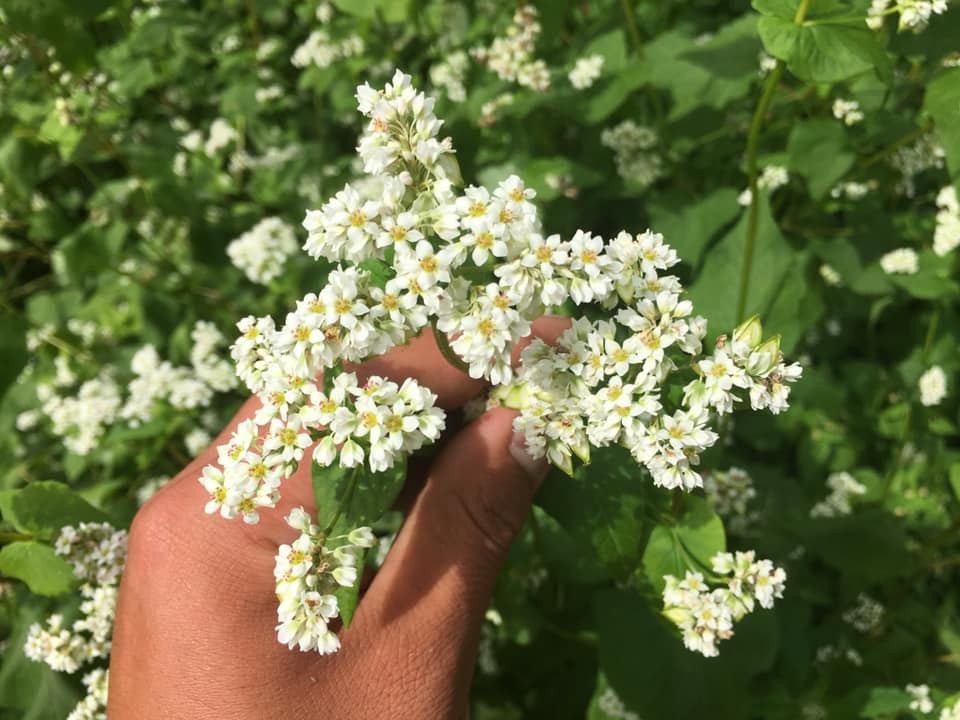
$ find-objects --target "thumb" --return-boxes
[346,407,547,706]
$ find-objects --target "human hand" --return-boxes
[107,318,567,719]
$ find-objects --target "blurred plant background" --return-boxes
[1,0,959,718]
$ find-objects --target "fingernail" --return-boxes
[508,431,549,483]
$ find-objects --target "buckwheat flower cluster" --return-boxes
[738,165,790,206]
[291,30,364,70]
[36,372,122,456]
[662,550,786,657]
[471,5,550,91]
[121,321,236,424]
[227,217,299,285]
[201,70,801,655]
[830,181,872,201]
[890,133,945,196]
[842,592,885,633]
[703,467,758,534]
[880,247,919,275]
[429,51,469,102]
[907,683,935,714]
[934,185,960,256]
[54,522,127,586]
[810,471,867,518]
[919,365,947,407]
[24,522,126,719]
[942,698,960,720]
[867,0,949,31]
[67,668,108,720]
[601,120,662,188]
[569,54,604,90]
[274,507,376,654]
[597,686,640,720]
[832,98,864,125]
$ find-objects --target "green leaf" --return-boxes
[0,312,28,401]
[312,458,407,533]
[757,16,889,83]
[924,68,960,189]
[330,0,377,18]
[358,257,394,290]
[595,588,779,719]
[949,464,960,502]
[0,541,74,596]
[786,120,855,199]
[688,192,794,335]
[37,109,83,160]
[582,29,628,73]
[647,188,740,269]
[335,546,367,627]
[581,61,651,124]
[0,481,111,540]
[859,687,911,717]
[536,445,663,578]
[646,19,761,120]
[642,496,726,592]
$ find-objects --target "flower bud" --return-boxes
[348,526,376,548]
[732,315,763,349]
[746,335,780,376]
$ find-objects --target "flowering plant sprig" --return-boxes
[662,550,787,657]
[197,70,802,656]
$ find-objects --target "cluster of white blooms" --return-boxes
[703,467,758,534]
[867,0,949,31]
[890,133,945,197]
[471,5,550,91]
[201,70,800,655]
[25,522,125,715]
[832,98,864,126]
[738,165,790,206]
[226,217,299,284]
[36,373,121,455]
[66,668,108,720]
[819,264,843,287]
[180,118,238,158]
[273,508,375,654]
[569,54,604,90]
[842,593,885,633]
[121,323,235,424]
[662,550,786,657]
[810,471,867,518]
[908,683,935,714]
[942,699,960,720]
[597,686,640,720]
[934,186,960,256]
[880,247,919,275]
[919,365,948,407]
[830,181,872,201]
[601,121,662,188]
[429,51,469,102]
[54,522,127,586]
[758,51,779,76]
[291,30,364,70]
[815,644,863,666]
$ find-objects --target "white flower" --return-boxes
[832,98,864,126]
[880,247,919,275]
[907,684,935,714]
[810,471,866,518]
[919,365,947,406]
[934,185,960,256]
[568,54,604,90]
[227,217,298,285]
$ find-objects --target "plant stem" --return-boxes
[735,0,810,324]
[430,319,472,375]
[620,0,642,53]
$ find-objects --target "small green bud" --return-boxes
[747,335,781,376]
[732,314,763,349]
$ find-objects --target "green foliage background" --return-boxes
[1,0,959,717]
